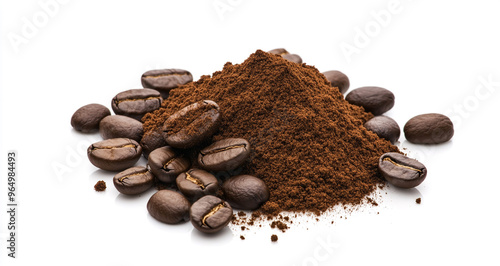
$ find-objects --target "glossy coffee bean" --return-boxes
[111,88,162,121]
[113,166,154,195]
[162,100,221,149]
[141,69,193,99]
[268,48,303,64]
[268,48,289,55]
[364,116,401,144]
[222,175,269,210]
[176,169,219,202]
[87,138,142,171]
[190,195,233,234]
[378,152,427,189]
[345,86,395,115]
[198,138,250,172]
[404,113,454,144]
[147,190,190,224]
[140,130,167,158]
[71,103,110,133]
[99,115,143,142]
[322,70,350,94]
[147,146,190,183]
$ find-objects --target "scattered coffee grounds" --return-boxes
[94,180,106,192]
[270,220,289,232]
[240,235,245,240]
[416,198,421,204]
[271,234,278,242]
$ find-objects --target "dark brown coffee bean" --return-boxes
[71,103,110,133]
[322,70,350,94]
[378,152,427,189]
[268,48,303,64]
[111,89,162,121]
[141,69,193,99]
[147,146,190,183]
[404,113,454,144]
[222,175,269,210]
[147,190,190,224]
[140,130,167,158]
[364,116,401,144]
[190,195,232,233]
[113,166,154,195]
[345,86,395,115]
[99,115,143,142]
[268,48,289,55]
[162,100,221,149]
[198,138,250,172]
[176,169,219,202]
[87,138,142,171]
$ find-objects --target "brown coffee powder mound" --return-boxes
[94,180,106,192]
[143,50,399,218]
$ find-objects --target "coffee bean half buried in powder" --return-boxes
[364,116,401,144]
[87,138,142,171]
[190,195,233,233]
[176,169,219,202]
[267,48,303,64]
[113,166,154,195]
[111,88,162,121]
[222,175,269,210]
[404,113,454,144]
[198,138,250,172]
[71,103,111,133]
[147,146,190,183]
[99,115,143,143]
[322,70,350,94]
[147,190,191,224]
[345,86,395,115]
[378,152,427,189]
[141,69,193,99]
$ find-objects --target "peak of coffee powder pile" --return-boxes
[143,50,399,222]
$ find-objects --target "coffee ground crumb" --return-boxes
[270,221,289,232]
[416,198,421,204]
[94,180,106,192]
[271,234,278,242]
[240,235,245,240]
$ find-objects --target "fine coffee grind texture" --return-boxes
[143,50,399,217]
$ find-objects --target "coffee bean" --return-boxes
[111,88,162,121]
[268,48,303,64]
[345,86,395,115]
[198,138,250,172]
[268,48,289,55]
[176,169,219,202]
[141,69,193,99]
[364,116,401,144]
[147,190,190,224]
[140,130,167,158]
[87,138,142,171]
[99,115,143,142]
[71,103,110,133]
[404,113,454,144]
[113,166,154,195]
[147,146,190,183]
[322,70,350,94]
[222,175,269,210]
[162,100,221,149]
[378,152,427,189]
[190,195,232,233]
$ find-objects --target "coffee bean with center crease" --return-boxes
[87,138,142,171]
[140,130,168,158]
[99,115,143,142]
[176,169,219,202]
[147,190,190,224]
[364,116,401,144]
[345,86,395,115]
[148,146,190,183]
[322,70,350,94]
[113,166,154,195]
[268,48,303,64]
[404,113,454,144]
[198,138,250,172]
[141,69,193,99]
[190,195,233,233]
[222,175,269,210]
[71,103,111,133]
[378,152,427,189]
[111,88,162,121]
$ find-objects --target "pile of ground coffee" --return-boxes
[142,50,399,218]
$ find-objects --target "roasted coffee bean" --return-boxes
[87,138,142,171]
[222,175,269,210]
[345,86,395,115]
[322,70,350,94]
[268,48,303,64]
[99,115,143,142]
[140,130,167,158]
[190,195,233,233]
[113,166,154,195]
[147,190,190,224]
[147,146,190,183]
[198,138,250,172]
[268,48,289,55]
[404,113,454,144]
[111,88,162,121]
[71,103,110,133]
[141,69,193,99]
[162,100,221,149]
[378,152,427,189]
[176,169,219,202]
[364,116,401,144]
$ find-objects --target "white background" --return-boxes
[1,0,500,265]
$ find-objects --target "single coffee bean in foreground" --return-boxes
[378,152,427,189]
[113,166,154,195]
[190,195,233,233]
[322,70,350,94]
[71,103,110,132]
[176,169,219,202]
[222,175,269,210]
[99,115,143,142]
[364,116,401,144]
[198,138,250,172]
[141,69,193,99]
[87,138,142,171]
[345,86,395,115]
[162,100,221,149]
[267,48,303,64]
[147,146,190,183]
[140,130,167,158]
[111,88,162,121]
[404,113,454,144]
[147,190,190,224]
